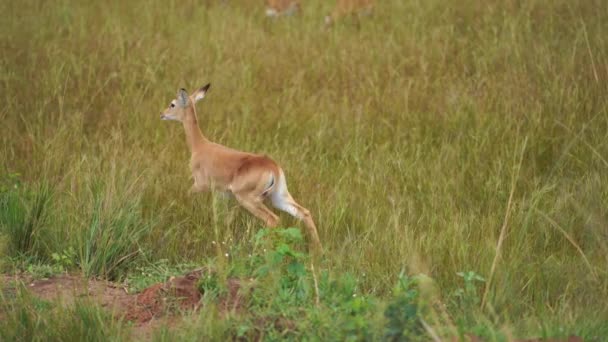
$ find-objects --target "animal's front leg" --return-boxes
[216,190,233,200]
[188,181,209,196]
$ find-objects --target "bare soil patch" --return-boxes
[1,269,253,339]
[125,269,203,324]
[1,273,132,312]
[455,334,583,342]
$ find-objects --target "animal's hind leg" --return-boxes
[272,191,322,252]
[235,193,280,228]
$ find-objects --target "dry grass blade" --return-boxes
[534,208,598,282]
[481,137,527,310]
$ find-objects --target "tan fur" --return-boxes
[325,0,374,25]
[160,85,322,252]
[265,0,301,17]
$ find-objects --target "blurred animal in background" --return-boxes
[265,0,301,17]
[325,0,374,26]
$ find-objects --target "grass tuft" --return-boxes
[0,182,52,260]
[74,176,158,280]
[0,286,127,342]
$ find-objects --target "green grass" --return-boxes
[0,180,52,260]
[1,0,608,339]
[0,285,127,342]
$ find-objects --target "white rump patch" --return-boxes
[265,8,278,17]
[270,171,302,219]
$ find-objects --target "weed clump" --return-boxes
[188,228,434,340]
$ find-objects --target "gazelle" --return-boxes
[265,0,301,17]
[325,0,374,26]
[160,85,322,252]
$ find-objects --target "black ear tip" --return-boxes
[202,83,211,91]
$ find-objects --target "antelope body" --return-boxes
[325,0,374,26]
[265,0,301,17]
[160,85,321,251]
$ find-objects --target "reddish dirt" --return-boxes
[515,337,583,342]
[1,273,132,313]
[1,269,250,338]
[455,334,583,342]
[125,269,204,324]
[219,277,252,313]
[1,270,208,325]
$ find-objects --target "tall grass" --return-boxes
[0,182,52,259]
[1,0,607,334]
[73,170,158,280]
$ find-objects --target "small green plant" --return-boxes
[0,234,8,270]
[454,271,485,309]
[198,271,225,300]
[209,228,315,339]
[125,259,199,293]
[318,271,372,334]
[51,246,77,270]
[451,271,486,330]
[26,263,65,279]
[250,228,312,308]
[0,172,21,193]
[384,272,426,341]
[227,228,382,340]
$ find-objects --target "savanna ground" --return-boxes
[1,0,607,340]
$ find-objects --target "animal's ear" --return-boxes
[176,88,190,107]
[192,83,211,103]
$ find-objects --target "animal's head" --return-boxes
[160,84,211,122]
[265,0,300,17]
[286,2,301,15]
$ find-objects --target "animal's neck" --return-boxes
[182,107,208,152]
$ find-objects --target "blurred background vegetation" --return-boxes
[1,0,607,339]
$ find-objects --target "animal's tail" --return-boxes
[261,173,275,197]
[261,168,282,197]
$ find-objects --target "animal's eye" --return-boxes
[170,103,175,108]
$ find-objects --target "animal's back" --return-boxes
[330,0,373,19]
[192,143,278,190]
[266,0,301,17]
